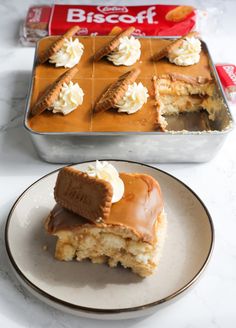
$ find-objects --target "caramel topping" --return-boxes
[152,39,212,80]
[47,172,163,244]
[107,173,163,243]
[28,36,212,133]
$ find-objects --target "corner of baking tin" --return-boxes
[23,116,34,134]
[226,117,235,132]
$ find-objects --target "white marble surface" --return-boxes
[0,0,236,327]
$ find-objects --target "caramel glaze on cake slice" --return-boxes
[48,172,163,244]
[45,172,165,277]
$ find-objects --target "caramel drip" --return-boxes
[47,173,163,244]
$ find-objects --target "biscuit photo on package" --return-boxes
[165,5,194,22]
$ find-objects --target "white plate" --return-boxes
[5,160,214,320]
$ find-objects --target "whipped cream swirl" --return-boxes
[86,161,124,203]
[116,82,149,114]
[49,37,84,68]
[107,36,141,66]
[50,81,84,115]
[168,36,201,66]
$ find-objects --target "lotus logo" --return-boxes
[133,29,146,36]
[77,27,88,35]
[97,6,128,14]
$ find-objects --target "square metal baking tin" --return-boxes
[24,36,234,163]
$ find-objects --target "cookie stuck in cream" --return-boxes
[168,36,201,66]
[116,82,149,114]
[107,36,141,66]
[50,81,84,115]
[49,37,84,68]
[86,160,124,203]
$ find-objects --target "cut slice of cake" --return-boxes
[45,163,166,277]
[153,73,223,131]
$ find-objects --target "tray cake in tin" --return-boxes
[24,35,233,163]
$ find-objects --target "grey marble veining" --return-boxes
[0,0,236,327]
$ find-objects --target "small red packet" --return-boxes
[216,64,236,103]
[20,6,52,46]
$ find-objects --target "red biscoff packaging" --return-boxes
[20,4,197,46]
[216,64,236,103]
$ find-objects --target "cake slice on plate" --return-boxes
[45,161,167,277]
